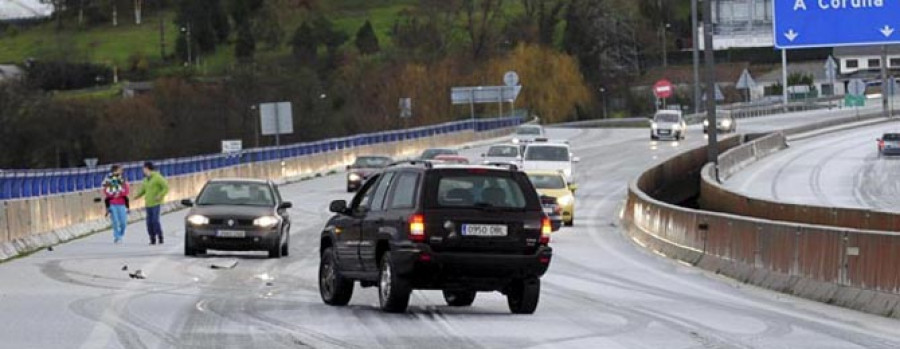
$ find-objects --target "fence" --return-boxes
[623,126,900,319]
[0,116,523,259]
[0,117,522,200]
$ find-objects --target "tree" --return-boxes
[520,0,566,45]
[290,22,317,65]
[174,0,231,62]
[235,23,256,62]
[354,20,380,55]
[462,0,505,60]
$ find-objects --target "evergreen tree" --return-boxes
[354,20,380,55]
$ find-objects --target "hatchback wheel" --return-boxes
[319,247,354,306]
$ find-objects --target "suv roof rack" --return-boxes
[388,160,434,169]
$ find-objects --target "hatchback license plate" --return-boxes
[216,230,246,238]
[462,224,508,237]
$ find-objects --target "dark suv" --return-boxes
[318,162,553,314]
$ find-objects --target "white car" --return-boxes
[512,125,545,144]
[521,143,579,181]
[650,110,687,141]
[481,144,523,164]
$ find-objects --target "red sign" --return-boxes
[653,79,674,99]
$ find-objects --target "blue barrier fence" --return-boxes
[0,116,523,200]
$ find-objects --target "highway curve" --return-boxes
[1,111,899,349]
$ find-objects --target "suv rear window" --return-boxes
[884,134,900,141]
[430,172,530,209]
[525,146,569,161]
[487,145,519,157]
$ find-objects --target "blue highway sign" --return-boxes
[774,0,900,49]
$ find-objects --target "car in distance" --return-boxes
[318,162,553,314]
[877,133,900,157]
[181,179,292,258]
[419,148,459,160]
[481,144,522,165]
[651,110,687,141]
[347,156,392,192]
[703,114,737,134]
[527,171,576,227]
[521,142,579,182]
[433,154,470,165]
[512,125,545,144]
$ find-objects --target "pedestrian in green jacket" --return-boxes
[134,162,169,245]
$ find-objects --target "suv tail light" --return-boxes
[540,217,551,245]
[409,214,426,242]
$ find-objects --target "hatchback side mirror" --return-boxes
[481,153,486,157]
[329,200,348,214]
[181,199,194,207]
[572,156,581,163]
[568,184,579,193]
[279,201,293,210]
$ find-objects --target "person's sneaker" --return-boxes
[149,241,156,246]
[114,238,121,244]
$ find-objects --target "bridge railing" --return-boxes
[0,116,523,200]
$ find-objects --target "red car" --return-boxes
[433,155,470,165]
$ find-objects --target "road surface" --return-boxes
[725,121,900,213]
[1,111,899,349]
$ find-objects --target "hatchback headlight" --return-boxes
[722,119,732,127]
[187,215,209,226]
[703,119,709,127]
[253,216,280,228]
[348,173,362,182]
[651,122,658,129]
[557,195,574,206]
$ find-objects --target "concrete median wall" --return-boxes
[623,135,900,319]
[0,128,513,261]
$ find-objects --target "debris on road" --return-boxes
[129,270,146,279]
[210,260,239,270]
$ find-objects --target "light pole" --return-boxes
[250,105,259,147]
[599,87,608,119]
[703,0,718,167]
[661,23,671,69]
[691,0,701,114]
[181,23,192,67]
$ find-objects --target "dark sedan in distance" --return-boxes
[181,178,292,258]
[878,133,900,157]
[346,156,392,192]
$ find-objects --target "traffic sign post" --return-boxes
[846,79,867,115]
[653,79,673,109]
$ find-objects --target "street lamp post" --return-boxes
[181,23,192,67]
[661,23,671,69]
[600,87,608,119]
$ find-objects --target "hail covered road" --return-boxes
[1,110,899,349]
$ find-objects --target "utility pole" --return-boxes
[703,0,718,166]
[882,45,890,117]
[691,0,701,114]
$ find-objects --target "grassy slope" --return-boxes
[0,11,178,66]
[0,0,525,76]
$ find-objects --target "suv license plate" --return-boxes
[216,230,246,238]
[462,224,508,237]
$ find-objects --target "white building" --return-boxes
[833,46,900,76]
[0,0,53,21]
[701,0,774,50]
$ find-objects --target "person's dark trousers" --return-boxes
[146,205,164,244]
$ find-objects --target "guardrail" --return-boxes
[622,116,900,319]
[0,116,523,261]
[700,111,898,232]
[0,117,522,200]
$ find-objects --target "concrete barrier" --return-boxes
[623,136,900,319]
[0,127,515,261]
